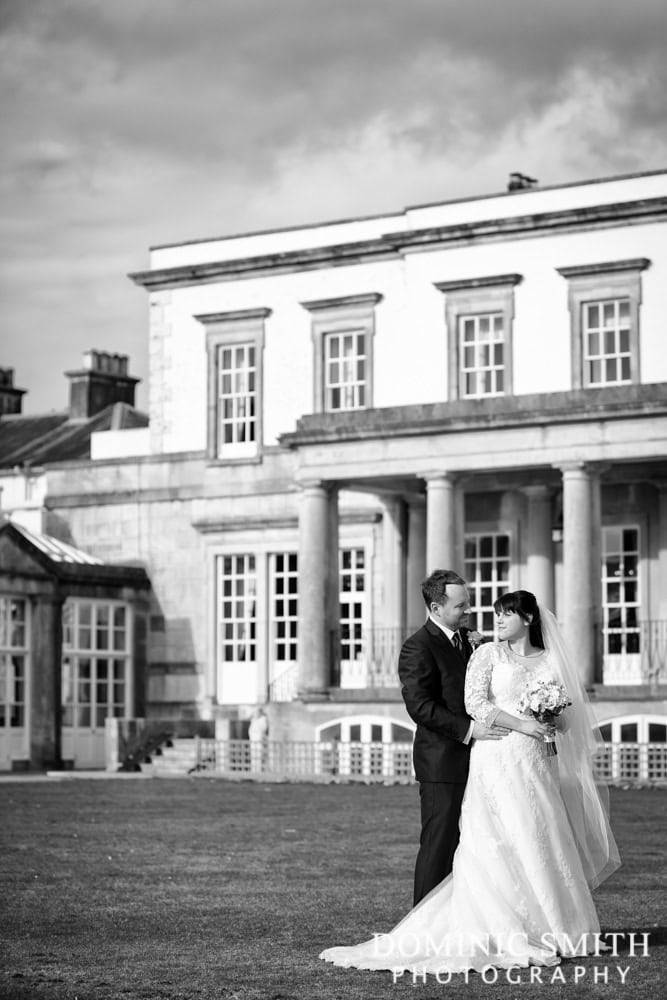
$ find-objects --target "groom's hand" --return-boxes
[471,721,510,741]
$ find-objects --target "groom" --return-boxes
[398,569,508,904]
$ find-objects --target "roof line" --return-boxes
[148,166,667,252]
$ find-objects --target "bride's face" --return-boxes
[495,609,529,642]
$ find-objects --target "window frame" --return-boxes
[61,598,132,730]
[434,274,522,401]
[463,531,512,636]
[300,293,382,413]
[0,596,29,731]
[556,258,650,390]
[197,308,270,462]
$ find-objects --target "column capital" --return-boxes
[554,461,609,478]
[297,477,331,494]
[522,484,553,500]
[421,470,457,485]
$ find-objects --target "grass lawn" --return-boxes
[0,778,665,1000]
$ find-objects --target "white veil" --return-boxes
[539,606,621,889]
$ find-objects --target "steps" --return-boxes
[147,738,199,776]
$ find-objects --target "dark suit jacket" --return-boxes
[398,618,473,783]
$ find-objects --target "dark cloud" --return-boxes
[3,1,667,171]
[1,0,666,412]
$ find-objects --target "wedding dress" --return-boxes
[320,639,618,975]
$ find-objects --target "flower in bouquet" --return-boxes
[517,678,571,755]
[517,678,571,720]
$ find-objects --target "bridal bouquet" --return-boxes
[517,679,571,755]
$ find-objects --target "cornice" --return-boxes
[555,257,651,279]
[300,292,383,312]
[384,197,667,252]
[434,273,523,294]
[280,383,667,448]
[194,307,272,324]
[129,238,395,291]
[128,196,667,292]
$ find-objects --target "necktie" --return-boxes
[452,631,463,655]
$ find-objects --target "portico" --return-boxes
[283,383,667,695]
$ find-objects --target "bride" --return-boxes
[320,590,620,975]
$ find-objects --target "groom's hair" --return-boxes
[421,569,466,608]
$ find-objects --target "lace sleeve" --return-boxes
[464,643,500,727]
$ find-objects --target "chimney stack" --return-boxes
[65,350,139,419]
[508,172,538,192]
[0,368,27,415]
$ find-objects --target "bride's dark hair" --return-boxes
[493,590,545,649]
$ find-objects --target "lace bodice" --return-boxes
[465,642,557,726]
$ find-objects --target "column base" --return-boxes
[297,689,332,703]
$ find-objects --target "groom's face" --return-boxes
[435,584,471,630]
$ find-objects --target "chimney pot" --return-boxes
[508,172,538,191]
[65,350,140,419]
[0,367,26,415]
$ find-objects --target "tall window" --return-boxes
[301,293,382,413]
[602,526,640,658]
[62,600,130,728]
[459,313,505,397]
[270,553,298,664]
[217,343,256,446]
[556,258,649,389]
[198,307,270,460]
[0,597,27,729]
[324,331,367,410]
[435,274,521,401]
[217,555,256,664]
[464,534,511,634]
[582,300,631,386]
[339,548,366,662]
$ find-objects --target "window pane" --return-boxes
[604,329,616,355]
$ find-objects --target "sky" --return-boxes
[2,0,667,414]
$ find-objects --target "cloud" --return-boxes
[1,0,666,412]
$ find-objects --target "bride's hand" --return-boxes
[519,718,553,740]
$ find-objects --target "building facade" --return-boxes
[2,170,667,770]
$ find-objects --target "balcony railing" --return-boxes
[192,738,667,784]
[602,620,667,686]
[192,738,414,781]
[330,627,414,689]
[266,622,667,701]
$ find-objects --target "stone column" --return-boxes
[523,485,555,611]
[381,498,406,632]
[406,500,427,629]
[560,463,598,686]
[297,481,336,697]
[424,473,456,573]
[657,484,667,621]
[30,591,65,770]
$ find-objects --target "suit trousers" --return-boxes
[413,780,466,906]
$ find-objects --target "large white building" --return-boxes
[2,168,667,772]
